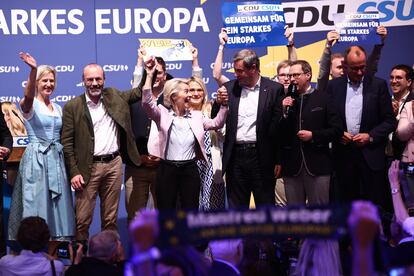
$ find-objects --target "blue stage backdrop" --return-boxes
[1,0,413,106]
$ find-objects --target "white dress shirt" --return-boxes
[85,93,119,155]
[165,111,196,161]
[345,78,364,136]
[236,77,261,143]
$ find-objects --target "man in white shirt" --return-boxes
[212,49,284,207]
[62,63,141,241]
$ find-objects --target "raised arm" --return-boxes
[348,201,380,276]
[316,31,339,92]
[388,160,409,224]
[285,27,297,62]
[366,25,387,77]
[19,52,37,113]
[129,209,160,276]
[203,88,228,130]
[213,28,230,87]
[141,57,161,123]
[132,45,146,88]
[190,44,203,79]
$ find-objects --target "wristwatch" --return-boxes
[391,187,400,194]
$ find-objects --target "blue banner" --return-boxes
[221,1,287,48]
[334,12,381,45]
[158,205,350,247]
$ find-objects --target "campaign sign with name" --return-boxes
[221,1,287,48]
[158,205,349,247]
[138,39,193,62]
[334,12,381,45]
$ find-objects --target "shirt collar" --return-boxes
[169,108,192,118]
[301,85,314,95]
[347,76,364,87]
[85,92,102,106]
[243,76,261,91]
[392,90,411,103]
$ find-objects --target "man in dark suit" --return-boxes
[0,110,12,257]
[124,52,170,222]
[61,63,141,241]
[279,60,342,205]
[326,46,396,207]
[213,49,284,207]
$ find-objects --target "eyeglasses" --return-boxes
[287,72,304,79]
[348,65,366,72]
[390,76,405,82]
[277,73,289,79]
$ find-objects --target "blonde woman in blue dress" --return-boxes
[8,53,75,240]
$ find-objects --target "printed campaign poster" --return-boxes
[333,12,381,45]
[138,39,193,61]
[221,1,287,48]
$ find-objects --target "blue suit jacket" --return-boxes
[326,75,396,170]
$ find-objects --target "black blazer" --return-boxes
[278,89,343,176]
[326,75,396,170]
[213,77,284,180]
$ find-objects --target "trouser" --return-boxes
[156,159,200,210]
[124,164,157,223]
[335,149,389,210]
[226,145,275,208]
[284,169,330,205]
[275,178,287,207]
[75,156,122,241]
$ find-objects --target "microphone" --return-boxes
[285,83,297,115]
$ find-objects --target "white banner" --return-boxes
[282,0,414,33]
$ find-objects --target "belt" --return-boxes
[161,159,196,168]
[235,143,257,150]
[93,151,120,162]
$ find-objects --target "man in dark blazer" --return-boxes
[326,46,396,207]
[61,63,141,241]
[212,49,284,207]
[279,60,342,205]
[0,110,12,257]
